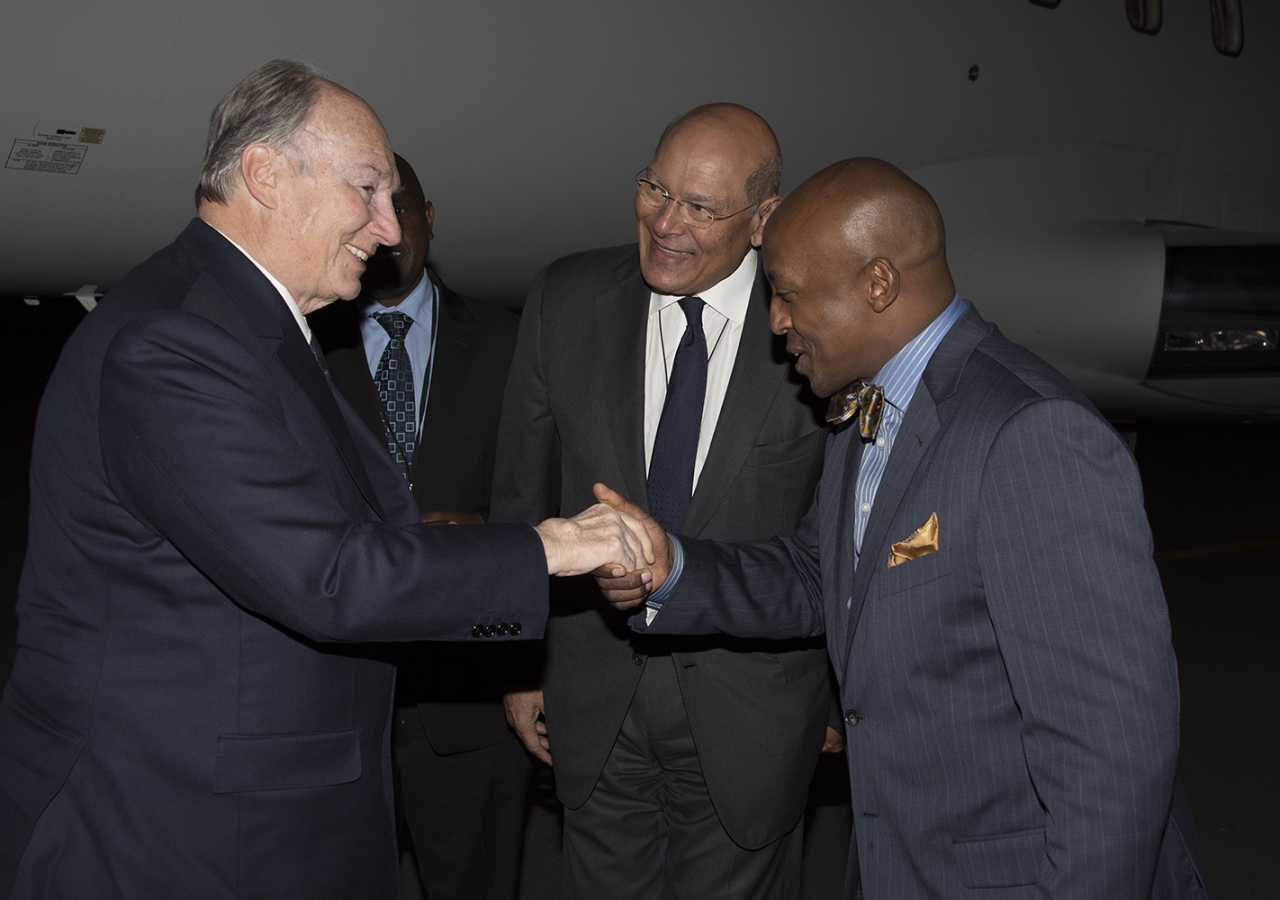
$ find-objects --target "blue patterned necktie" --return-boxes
[373,310,416,480]
[647,296,707,532]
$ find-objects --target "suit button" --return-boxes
[484,625,496,637]
[496,623,510,636]
[511,622,522,636]
[632,652,644,667]
[844,709,861,727]
[471,624,483,637]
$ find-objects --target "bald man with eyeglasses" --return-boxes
[491,103,842,899]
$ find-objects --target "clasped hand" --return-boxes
[535,494,655,578]
[588,484,673,609]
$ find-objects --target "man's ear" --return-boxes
[866,257,900,312]
[424,200,436,241]
[239,143,280,210]
[749,195,784,248]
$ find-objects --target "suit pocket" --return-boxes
[875,545,952,598]
[214,729,361,793]
[746,430,825,468]
[952,827,1044,888]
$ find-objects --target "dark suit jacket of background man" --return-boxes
[491,244,834,851]
[310,268,529,887]
[0,220,547,900]
[642,302,1209,898]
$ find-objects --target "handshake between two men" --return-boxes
[534,489,664,582]
[547,484,672,606]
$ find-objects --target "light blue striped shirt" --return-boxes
[646,295,966,613]
[850,295,964,568]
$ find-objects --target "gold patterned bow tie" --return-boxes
[826,381,885,440]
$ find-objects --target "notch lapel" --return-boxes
[412,283,477,494]
[841,306,987,653]
[681,268,785,539]
[596,261,651,505]
[180,219,387,521]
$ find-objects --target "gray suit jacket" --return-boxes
[644,303,1209,898]
[491,244,834,848]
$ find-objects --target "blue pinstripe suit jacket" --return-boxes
[642,302,1208,898]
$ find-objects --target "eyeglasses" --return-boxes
[635,171,757,229]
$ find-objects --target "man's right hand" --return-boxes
[592,483,672,610]
[503,686,552,765]
[535,501,654,578]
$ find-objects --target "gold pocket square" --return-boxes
[887,512,939,568]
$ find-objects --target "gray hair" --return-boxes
[196,59,327,206]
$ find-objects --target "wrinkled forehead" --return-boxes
[306,88,397,182]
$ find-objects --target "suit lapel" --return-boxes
[823,423,860,672]
[180,221,387,521]
[597,258,650,505]
[842,306,987,651]
[412,278,477,498]
[316,301,384,442]
[682,266,783,538]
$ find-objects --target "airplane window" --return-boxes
[1210,0,1243,56]
[1127,0,1162,34]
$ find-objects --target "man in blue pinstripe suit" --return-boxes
[597,157,1208,898]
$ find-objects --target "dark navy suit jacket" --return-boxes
[643,303,1209,898]
[0,219,547,899]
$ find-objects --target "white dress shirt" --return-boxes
[643,250,759,490]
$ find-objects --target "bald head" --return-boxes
[772,158,950,284]
[656,104,782,204]
[763,158,956,396]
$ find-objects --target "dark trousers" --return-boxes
[561,656,803,900]
[394,705,531,900]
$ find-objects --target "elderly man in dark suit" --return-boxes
[492,104,839,899]
[310,153,530,900]
[0,59,647,899]
[598,158,1209,899]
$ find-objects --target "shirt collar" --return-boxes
[360,269,434,320]
[647,249,758,324]
[874,295,966,415]
[208,226,313,341]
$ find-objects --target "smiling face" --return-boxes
[272,87,401,313]
[765,225,882,398]
[635,113,772,297]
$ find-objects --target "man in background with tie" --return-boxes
[310,153,529,900]
[597,157,1208,899]
[492,103,841,898]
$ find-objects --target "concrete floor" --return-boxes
[0,299,1274,897]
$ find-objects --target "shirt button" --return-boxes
[876,437,885,447]
[861,503,870,512]
[844,709,861,727]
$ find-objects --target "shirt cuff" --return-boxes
[644,533,685,624]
